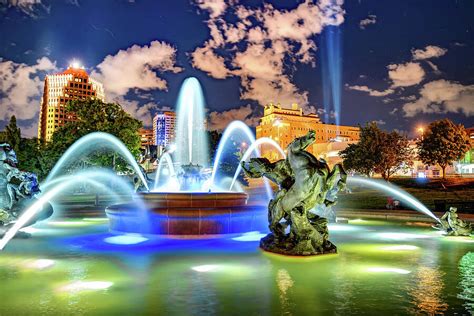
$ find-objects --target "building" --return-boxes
[454,126,474,175]
[37,64,105,141]
[138,128,154,148]
[153,111,176,154]
[256,103,360,161]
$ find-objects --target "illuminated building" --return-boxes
[138,128,154,148]
[153,111,176,153]
[455,126,474,174]
[256,103,360,161]
[37,64,105,141]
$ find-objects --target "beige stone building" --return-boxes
[256,103,360,161]
[37,65,105,141]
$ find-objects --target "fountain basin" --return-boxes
[105,192,267,237]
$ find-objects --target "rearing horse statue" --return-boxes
[242,130,346,255]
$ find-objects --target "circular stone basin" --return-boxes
[105,192,266,237]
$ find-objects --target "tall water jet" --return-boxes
[175,77,209,167]
[347,176,440,222]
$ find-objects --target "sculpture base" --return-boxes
[259,233,337,256]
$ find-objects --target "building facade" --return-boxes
[138,128,154,148]
[37,65,105,141]
[256,103,360,161]
[152,111,176,153]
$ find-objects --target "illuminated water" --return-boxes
[175,77,209,167]
[45,132,149,191]
[0,219,472,315]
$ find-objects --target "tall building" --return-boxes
[153,111,176,153]
[256,103,360,161]
[37,64,105,141]
[138,128,154,148]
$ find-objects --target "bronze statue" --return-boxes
[0,143,53,234]
[433,207,472,237]
[241,130,346,256]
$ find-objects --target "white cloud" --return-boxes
[0,0,50,17]
[0,57,57,122]
[191,43,230,79]
[425,60,440,74]
[359,14,376,29]
[346,84,394,96]
[411,45,447,60]
[195,0,227,19]
[92,40,182,98]
[191,0,345,109]
[111,96,158,127]
[388,62,425,87]
[403,79,474,117]
[208,104,259,131]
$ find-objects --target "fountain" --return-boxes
[107,78,270,237]
[0,77,445,248]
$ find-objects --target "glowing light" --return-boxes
[104,234,148,245]
[231,231,267,242]
[24,259,55,270]
[380,245,419,251]
[48,221,95,227]
[367,267,411,274]
[378,232,431,240]
[70,60,81,69]
[191,265,220,272]
[229,137,286,191]
[153,152,177,191]
[327,224,359,232]
[57,281,113,293]
[348,176,439,222]
[82,218,109,222]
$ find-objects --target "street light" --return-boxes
[417,126,424,140]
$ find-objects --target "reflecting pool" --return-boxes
[0,219,472,315]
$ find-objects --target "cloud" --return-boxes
[346,84,394,96]
[388,62,425,87]
[191,0,345,109]
[359,14,376,29]
[402,79,474,117]
[0,0,50,17]
[208,104,259,131]
[190,43,230,79]
[411,45,447,60]
[0,57,57,123]
[371,119,385,125]
[425,60,440,74]
[195,0,227,19]
[92,40,182,97]
[111,96,159,127]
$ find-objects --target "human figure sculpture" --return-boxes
[0,143,53,233]
[433,207,472,237]
[241,130,347,256]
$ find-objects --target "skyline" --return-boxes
[1,0,473,138]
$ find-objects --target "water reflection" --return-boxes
[276,269,294,315]
[408,267,448,315]
[458,252,474,313]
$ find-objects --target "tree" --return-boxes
[373,131,413,180]
[417,119,471,179]
[1,116,21,153]
[46,99,142,172]
[340,122,414,181]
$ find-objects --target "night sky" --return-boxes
[1,0,473,137]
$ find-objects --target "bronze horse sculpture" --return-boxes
[242,130,346,256]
